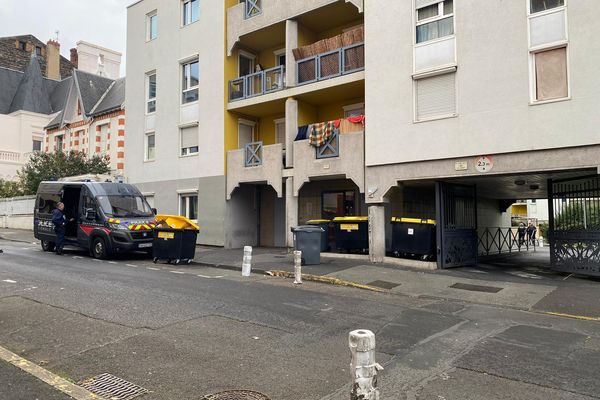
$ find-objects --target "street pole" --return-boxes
[293,250,302,284]
[349,329,382,400]
[242,246,252,277]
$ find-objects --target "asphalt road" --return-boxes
[0,239,599,400]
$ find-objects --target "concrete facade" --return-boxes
[76,41,122,79]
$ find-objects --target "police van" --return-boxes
[34,179,156,259]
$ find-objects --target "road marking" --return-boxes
[146,267,160,271]
[169,271,186,274]
[2,279,17,283]
[126,264,138,268]
[197,274,224,279]
[545,312,600,322]
[0,345,100,400]
[72,256,84,259]
[108,261,117,264]
[91,259,102,262]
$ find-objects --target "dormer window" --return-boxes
[77,101,82,116]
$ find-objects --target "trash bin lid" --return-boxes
[307,219,331,224]
[332,216,368,222]
[155,214,199,230]
[291,225,325,232]
[391,217,436,225]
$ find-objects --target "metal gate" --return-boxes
[549,175,600,276]
[436,182,478,269]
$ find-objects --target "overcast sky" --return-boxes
[0,0,129,76]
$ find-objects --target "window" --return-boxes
[238,51,255,77]
[343,103,365,118]
[180,126,199,156]
[147,11,158,41]
[144,195,155,209]
[530,0,564,14]
[37,192,61,214]
[416,1,454,44]
[145,132,156,161]
[533,47,568,101]
[275,119,286,149]
[35,46,42,56]
[321,191,356,220]
[183,0,199,25]
[415,72,456,121]
[18,41,26,51]
[180,193,198,221]
[274,49,286,67]
[32,139,42,152]
[182,60,199,103]
[98,125,108,153]
[147,73,156,113]
[56,135,64,152]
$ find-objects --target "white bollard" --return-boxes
[349,329,382,400]
[293,250,302,284]
[242,246,252,277]
[539,237,544,247]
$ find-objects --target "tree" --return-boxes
[0,179,24,198]
[17,151,111,195]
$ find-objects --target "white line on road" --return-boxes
[108,261,118,264]
[197,274,224,279]
[170,271,186,274]
[91,259,102,262]
[72,256,84,259]
[147,267,160,270]
[126,264,138,268]
[2,279,17,283]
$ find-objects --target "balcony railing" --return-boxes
[244,0,262,19]
[297,43,364,85]
[245,141,263,167]
[0,151,21,163]
[229,65,285,102]
[316,130,339,159]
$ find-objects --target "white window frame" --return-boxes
[147,10,158,42]
[145,131,156,162]
[237,119,256,148]
[274,48,286,67]
[96,125,108,154]
[182,0,199,26]
[527,0,570,105]
[55,134,64,152]
[180,125,199,157]
[181,59,199,104]
[414,1,455,45]
[238,50,256,78]
[178,191,199,222]
[146,72,157,114]
[32,138,43,152]
[343,103,365,118]
[274,118,286,149]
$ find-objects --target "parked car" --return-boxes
[34,180,156,259]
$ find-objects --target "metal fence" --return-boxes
[229,65,285,101]
[478,227,536,257]
[297,43,364,85]
[244,0,262,19]
[245,142,263,167]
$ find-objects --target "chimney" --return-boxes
[46,39,61,80]
[70,48,79,68]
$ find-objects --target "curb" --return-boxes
[266,270,386,293]
[0,235,37,244]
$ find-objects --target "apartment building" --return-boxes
[127,0,599,275]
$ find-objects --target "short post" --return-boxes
[293,250,302,284]
[242,246,252,277]
[349,329,382,400]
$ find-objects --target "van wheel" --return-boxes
[41,240,55,252]
[91,237,108,259]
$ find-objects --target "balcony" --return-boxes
[292,125,364,196]
[227,141,284,199]
[229,65,285,102]
[296,43,364,85]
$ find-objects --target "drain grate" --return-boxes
[78,373,148,400]
[202,390,270,400]
[367,280,401,290]
[450,282,503,293]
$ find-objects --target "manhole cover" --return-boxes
[450,282,503,293]
[78,373,148,400]
[202,390,270,400]
[367,280,400,290]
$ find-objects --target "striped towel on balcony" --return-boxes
[309,121,336,147]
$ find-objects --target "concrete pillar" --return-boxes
[285,19,298,88]
[368,205,386,263]
[286,177,299,248]
[285,98,298,169]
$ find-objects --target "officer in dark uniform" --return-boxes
[52,202,67,255]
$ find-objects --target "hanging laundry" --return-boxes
[295,125,310,141]
[309,121,336,147]
[334,119,341,129]
[340,116,365,134]
[347,115,365,125]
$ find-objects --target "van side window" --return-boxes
[82,194,98,221]
[37,193,61,214]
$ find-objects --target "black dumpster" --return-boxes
[153,215,199,265]
[291,225,324,265]
[391,217,436,260]
[306,219,331,251]
[332,217,369,253]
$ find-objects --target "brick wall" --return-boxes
[0,35,74,78]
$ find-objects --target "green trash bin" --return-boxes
[307,219,331,251]
[332,217,369,253]
[391,217,436,260]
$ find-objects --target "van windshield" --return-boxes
[96,195,154,218]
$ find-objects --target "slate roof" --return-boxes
[9,54,52,114]
[91,77,125,116]
[0,67,23,114]
[74,69,114,115]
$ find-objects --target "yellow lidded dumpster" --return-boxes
[332,216,369,253]
[306,219,331,251]
[391,217,436,260]
[153,215,199,265]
